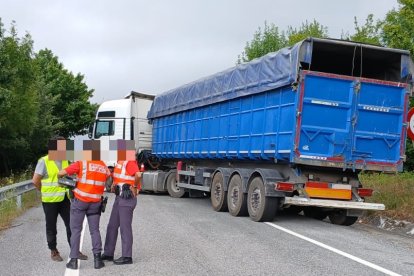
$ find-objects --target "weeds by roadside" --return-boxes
[0,189,41,231]
[0,167,33,188]
[360,172,414,222]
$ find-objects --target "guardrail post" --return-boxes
[16,194,22,209]
[0,180,35,205]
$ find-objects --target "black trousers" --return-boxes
[42,195,71,250]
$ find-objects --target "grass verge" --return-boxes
[360,172,414,222]
[0,168,33,188]
[0,189,41,231]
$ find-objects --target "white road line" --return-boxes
[265,222,401,276]
[64,218,88,276]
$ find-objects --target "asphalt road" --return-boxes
[0,192,413,276]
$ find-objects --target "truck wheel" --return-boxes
[247,177,278,222]
[303,207,328,220]
[211,172,228,212]
[166,172,185,198]
[227,174,248,217]
[328,210,358,226]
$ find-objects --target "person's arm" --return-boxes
[134,171,142,189]
[133,171,142,196]
[32,159,46,191]
[125,161,141,196]
[58,161,80,178]
[32,173,42,191]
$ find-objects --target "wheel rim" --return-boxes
[213,182,222,202]
[230,186,239,208]
[250,187,261,213]
[171,179,180,193]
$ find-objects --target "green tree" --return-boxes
[239,20,328,63]
[349,14,382,45]
[35,49,98,138]
[238,21,287,63]
[27,79,58,164]
[286,20,328,46]
[0,20,39,174]
[381,0,414,55]
[0,19,97,176]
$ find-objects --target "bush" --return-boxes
[360,172,414,221]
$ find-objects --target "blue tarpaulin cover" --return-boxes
[147,42,303,119]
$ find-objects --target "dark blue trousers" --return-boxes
[103,196,137,257]
[69,198,102,258]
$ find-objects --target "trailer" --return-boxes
[92,37,413,225]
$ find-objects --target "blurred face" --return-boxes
[48,139,66,160]
[82,150,92,161]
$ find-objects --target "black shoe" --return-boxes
[94,253,105,269]
[101,254,114,261]
[66,258,78,270]
[113,256,133,265]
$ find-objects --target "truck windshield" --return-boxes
[95,120,114,138]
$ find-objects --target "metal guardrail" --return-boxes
[0,180,36,208]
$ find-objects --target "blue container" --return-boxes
[148,38,412,172]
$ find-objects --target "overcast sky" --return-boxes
[2,0,398,104]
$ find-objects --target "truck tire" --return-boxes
[227,174,248,217]
[328,210,358,226]
[166,172,185,198]
[303,207,328,220]
[247,177,278,222]
[211,172,228,212]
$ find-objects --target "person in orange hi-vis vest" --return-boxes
[101,160,141,265]
[58,160,111,270]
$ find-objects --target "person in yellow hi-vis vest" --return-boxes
[32,138,87,262]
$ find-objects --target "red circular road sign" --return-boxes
[408,108,414,141]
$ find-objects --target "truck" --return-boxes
[89,37,413,225]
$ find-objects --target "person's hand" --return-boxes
[131,186,139,197]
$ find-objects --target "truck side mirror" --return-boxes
[88,124,94,139]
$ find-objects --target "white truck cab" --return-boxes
[88,91,155,167]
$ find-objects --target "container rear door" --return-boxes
[351,81,406,165]
[295,71,407,170]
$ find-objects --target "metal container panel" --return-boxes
[152,87,296,161]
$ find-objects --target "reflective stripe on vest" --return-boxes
[74,161,108,203]
[112,161,135,185]
[72,188,101,199]
[41,156,69,203]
